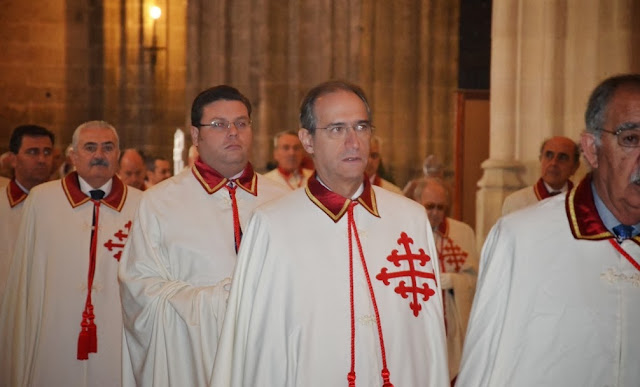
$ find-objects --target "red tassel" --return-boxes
[381,368,393,387]
[88,323,97,353]
[347,371,356,387]
[77,329,89,360]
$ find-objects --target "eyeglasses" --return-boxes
[424,203,446,211]
[598,127,640,148]
[314,122,374,139]
[198,119,252,131]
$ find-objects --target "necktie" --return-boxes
[613,224,634,242]
[77,189,105,360]
[226,184,243,253]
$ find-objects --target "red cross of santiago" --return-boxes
[376,232,436,317]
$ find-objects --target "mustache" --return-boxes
[631,170,640,185]
[90,158,110,167]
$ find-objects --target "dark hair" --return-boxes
[145,154,169,172]
[9,125,55,154]
[190,85,252,127]
[299,80,371,135]
[585,73,640,138]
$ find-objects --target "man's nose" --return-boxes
[344,127,361,148]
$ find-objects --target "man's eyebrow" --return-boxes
[615,122,640,131]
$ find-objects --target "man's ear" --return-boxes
[580,132,599,169]
[8,153,17,169]
[298,128,314,155]
[190,126,199,148]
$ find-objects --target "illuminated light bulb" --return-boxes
[150,6,162,20]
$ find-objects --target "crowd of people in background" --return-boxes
[0,74,639,386]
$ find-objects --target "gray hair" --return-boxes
[585,74,640,144]
[412,176,450,205]
[71,120,119,150]
[272,130,300,148]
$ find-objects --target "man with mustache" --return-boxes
[0,121,142,386]
[502,135,580,215]
[0,125,55,300]
[458,74,640,386]
[212,80,448,386]
[119,85,288,386]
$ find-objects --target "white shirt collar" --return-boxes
[78,176,113,197]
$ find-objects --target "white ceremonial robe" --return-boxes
[501,185,538,215]
[0,174,141,387]
[458,177,640,387]
[434,217,478,381]
[212,183,449,386]
[502,178,573,216]
[119,166,288,387]
[371,174,403,195]
[0,181,28,300]
[263,167,313,190]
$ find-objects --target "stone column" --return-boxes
[475,0,524,250]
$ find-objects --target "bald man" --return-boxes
[502,136,580,215]
[118,148,146,190]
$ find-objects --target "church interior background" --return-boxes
[1,0,638,248]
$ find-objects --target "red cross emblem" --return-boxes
[376,232,437,317]
[103,220,132,261]
[439,236,468,272]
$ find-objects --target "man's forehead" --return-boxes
[21,136,53,147]
[79,128,117,142]
[543,138,574,153]
[203,100,249,117]
[315,90,367,119]
[279,134,301,145]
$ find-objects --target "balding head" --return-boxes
[118,148,146,189]
[414,177,450,230]
[538,136,580,190]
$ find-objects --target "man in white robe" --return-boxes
[0,125,55,300]
[212,81,448,386]
[0,121,142,386]
[412,177,478,382]
[457,74,640,386]
[119,85,288,386]
[264,130,314,189]
[501,136,580,215]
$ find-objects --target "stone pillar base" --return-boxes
[475,158,525,251]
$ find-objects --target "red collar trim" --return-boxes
[305,173,379,223]
[61,172,128,212]
[436,217,450,237]
[7,180,28,208]
[566,173,640,245]
[371,174,382,187]
[534,177,574,200]
[191,159,257,196]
